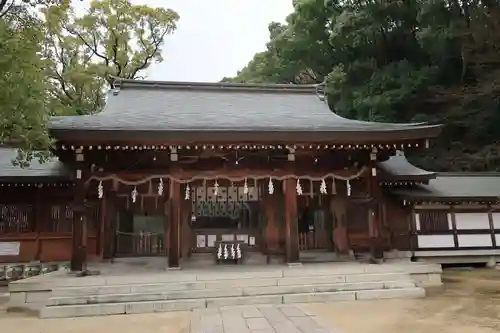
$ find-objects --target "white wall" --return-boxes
[415,211,495,249]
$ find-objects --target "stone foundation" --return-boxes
[7,261,442,318]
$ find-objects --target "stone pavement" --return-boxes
[189,304,338,333]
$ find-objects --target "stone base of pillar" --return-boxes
[166,266,181,271]
[67,270,100,277]
[287,262,302,267]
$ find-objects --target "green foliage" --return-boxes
[227,0,500,171]
[0,7,52,164]
[0,0,179,165]
[41,0,179,116]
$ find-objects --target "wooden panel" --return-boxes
[0,234,38,263]
[384,198,411,251]
[39,235,72,261]
[0,233,98,262]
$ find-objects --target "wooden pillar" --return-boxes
[102,190,116,260]
[331,191,349,254]
[70,149,87,272]
[262,191,278,252]
[368,148,383,260]
[98,195,106,259]
[180,186,191,259]
[168,179,181,268]
[284,178,299,263]
[33,187,43,261]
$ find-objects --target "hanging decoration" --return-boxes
[88,167,368,186]
[89,167,369,198]
[296,179,303,195]
[223,244,229,259]
[97,181,103,199]
[243,178,249,195]
[213,180,219,196]
[230,244,236,259]
[346,180,351,197]
[184,183,190,200]
[217,244,222,259]
[131,187,138,203]
[236,244,242,259]
[157,178,164,196]
[320,179,327,194]
[268,178,274,194]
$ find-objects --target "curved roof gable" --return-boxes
[378,151,437,183]
[49,79,443,143]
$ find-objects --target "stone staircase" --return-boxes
[39,267,425,318]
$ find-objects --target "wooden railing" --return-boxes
[115,232,165,257]
[299,231,328,250]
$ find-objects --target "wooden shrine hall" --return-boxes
[0,80,451,271]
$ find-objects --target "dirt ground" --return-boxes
[308,267,500,333]
[1,268,500,333]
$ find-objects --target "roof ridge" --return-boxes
[112,78,319,94]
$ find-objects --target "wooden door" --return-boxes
[345,201,370,251]
[384,201,412,251]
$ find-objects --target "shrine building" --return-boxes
[1,79,500,270]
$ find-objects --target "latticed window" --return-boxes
[49,205,74,232]
[47,204,100,233]
[0,204,34,233]
[418,211,449,232]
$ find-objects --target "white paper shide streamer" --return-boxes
[230,244,236,259]
[346,180,351,197]
[157,178,164,196]
[184,184,190,200]
[131,187,138,203]
[243,178,249,195]
[217,244,222,259]
[223,244,228,259]
[97,181,103,199]
[319,179,327,194]
[236,244,242,259]
[214,180,219,196]
[296,179,303,195]
[268,178,274,194]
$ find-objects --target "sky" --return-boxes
[75,0,294,82]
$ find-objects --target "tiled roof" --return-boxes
[0,148,69,181]
[378,151,436,182]
[49,80,442,138]
[391,173,500,200]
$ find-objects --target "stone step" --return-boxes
[40,287,425,319]
[51,272,411,297]
[47,280,416,306]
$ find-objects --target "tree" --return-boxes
[0,6,52,164]
[227,0,500,171]
[42,0,179,116]
[0,0,179,165]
